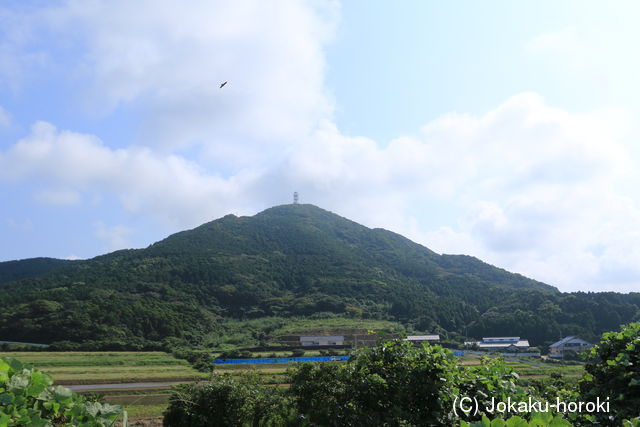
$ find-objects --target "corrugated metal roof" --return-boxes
[482,337,520,342]
[478,339,529,348]
[300,336,344,341]
[404,335,440,341]
[549,336,591,348]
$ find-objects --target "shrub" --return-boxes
[580,322,640,423]
[0,357,125,426]
[288,339,536,425]
[289,339,463,425]
[459,356,530,419]
[460,413,571,426]
[290,349,305,357]
[217,350,253,359]
[163,373,292,426]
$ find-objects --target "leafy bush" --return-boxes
[289,339,464,425]
[290,349,305,357]
[0,357,125,426]
[460,413,570,426]
[168,347,214,372]
[459,356,530,420]
[191,355,215,373]
[163,373,292,426]
[525,373,578,402]
[217,350,253,359]
[580,322,640,423]
[461,414,640,427]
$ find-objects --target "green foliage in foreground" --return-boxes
[580,322,640,424]
[163,374,293,427]
[289,340,533,426]
[460,413,571,427]
[164,323,640,426]
[0,357,125,426]
[461,414,640,427]
[164,341,538,426]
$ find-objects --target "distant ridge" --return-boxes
[0,257,76,284]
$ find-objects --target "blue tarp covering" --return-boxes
[453,351,464,356]
[214,356,350,364]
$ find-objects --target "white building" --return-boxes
[467,337,530,352]
[403,335,440,344]
[549,336,592,358]
[300,336,344,346]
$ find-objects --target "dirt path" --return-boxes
[67,381,193,392]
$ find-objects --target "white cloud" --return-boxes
[387,94,638,292]
[1,0,339,171]
[524,26,599,73]
[526,27,581,56]
[4,217,33,231]
[0,7,49,92]
[0,121,259,227]
[94,221,132,251]
[34,188,81,206]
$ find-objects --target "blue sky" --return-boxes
[2,0,640,292]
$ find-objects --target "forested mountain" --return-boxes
[0,204,638,348]
[0,257,75,284]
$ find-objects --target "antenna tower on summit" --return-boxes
[293,192,299,204]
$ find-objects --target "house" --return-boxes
[300,336,345,346]
[281,330,381,347]
[467,337,530,352]
[548,336,592,358]
[403,335,440,345]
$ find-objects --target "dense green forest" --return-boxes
[0,204,639,349]
[0,258,75,285]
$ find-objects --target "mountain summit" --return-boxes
[147,203,554,293]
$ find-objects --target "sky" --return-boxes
[1,0,640,292]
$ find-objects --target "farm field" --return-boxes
[459,354,585,380]
[0,349,585,423]
[0,351,205,384]
[0,351,206,423]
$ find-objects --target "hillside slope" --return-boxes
[0,257,76,284]
[0,204,638,347]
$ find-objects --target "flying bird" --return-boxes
[220,81,227,88]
